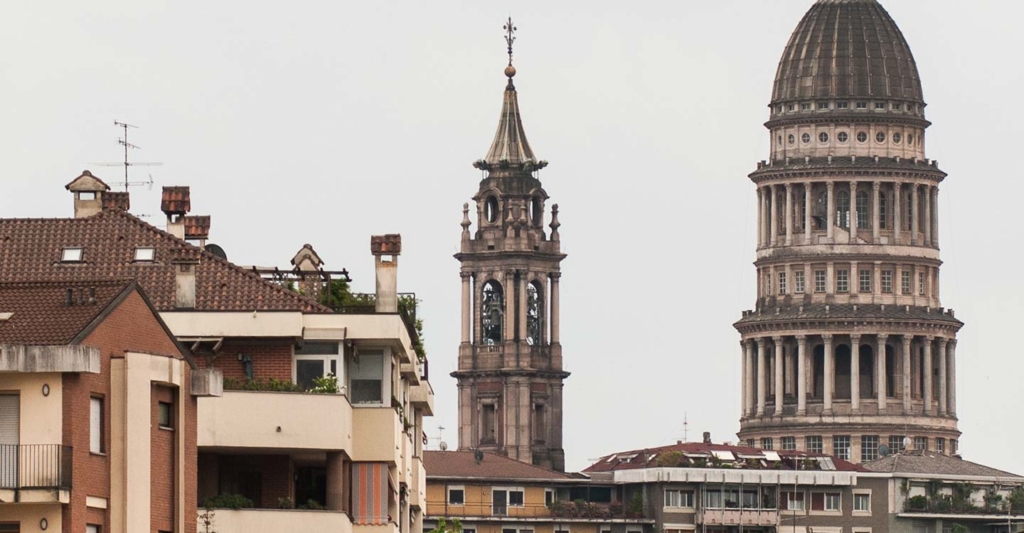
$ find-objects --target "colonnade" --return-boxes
[757,180,939,248]
[460,271,561,345]
[741,333,956,419]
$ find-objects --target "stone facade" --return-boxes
[452,58,568,471]
[735,0,964,463]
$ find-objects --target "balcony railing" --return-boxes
[0,444,72,490]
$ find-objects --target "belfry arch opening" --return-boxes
[481,280,504,345]
[526,281,543,346]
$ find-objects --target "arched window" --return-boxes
[530,197,543,226]
[526,281,543,346]
[879,192,888,230]
[484,197,500,224]
[836,190,851,230]
[481,281,504,345]
[857,190,870,229]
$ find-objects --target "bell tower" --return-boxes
[452,18,568,471]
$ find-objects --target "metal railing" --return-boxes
[0,444,72,490]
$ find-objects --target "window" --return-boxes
[836,270,849,293]
[914,436,928,451]
[837,101,849,109]
[90,397,104,453]
[788,134,796,145]
[79,191,97,201]
[951,439,958,455]
[448,487,465,505]
[861,436,879,462]
[919,273,926,296]
[854,493,871,512]
[746,439,755,447]
[665,489,694,508]
[817,102,829,110]
[833,435,851,460]
[882,270,893,293]
[787,104,795,112]
[875,102,886,110]
[801,103,812,111]
[857,131,868,143]
[936,438,945,454]
[87,526,101,533]
[481,404,497,443]
[481,281,504,345]
[782,491,805,511]
[814,270,826,293]
[526,282,543,346]
[350,350,385,404]
[533,404,546,443]
[761,437,774,450]
[485,197,500,224]
[908,134,915,146]
[295,342,342,391]
[802,133,811,144]
[880,193,888,229]
[856,102,868,109]
[857,191,869,229]
[811,492,842,512]
[134,247,155,261]
[781,436,796,450]
[837,131,849,143]
[819,132,829,143]
[158,401,173,429]
[806,436,823,453]
[836,191,850,229]
[876,132,887,143]
[893,132,903,144]
[892,103,902,111]
[61,247,84,262]
[765,275,771,296]
[794,271,805,294]
[859,269,871,293]
[509,489,525,506]
[545,489,554,506]
[889,435,907,453]
[778,273,787,295]
[902,271,912,295]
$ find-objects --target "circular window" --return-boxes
[484,197,499,224]
[837,131,849,143]
[907,134,914,146]
[802,133,811,144]
[857,132,868,143]
[893,132,902,144]
[819,132,830,144]
[876,132,887,143]
[788,134,796,145]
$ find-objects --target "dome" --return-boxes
[771,0,923,105]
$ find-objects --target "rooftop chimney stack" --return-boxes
[65,171,111,219]
[184,215,211,250]
[161,186,191,240]
[703,432,712,444]
[170,249,200,309]
[102,191,130,211]
[370,234,401,313]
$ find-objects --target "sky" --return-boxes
[2,0,1023,475]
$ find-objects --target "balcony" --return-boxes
[198,508,352,533]
[198,391,352,451]
[699,509,779,527]
[0,445,72,504]
[351,407,401,463]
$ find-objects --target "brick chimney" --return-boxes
[170,249,200,309]
[65,171,111,218]
[184,215,211,250]
[161,186,191,240]
[102,192,130,211]
[370,235,401,313]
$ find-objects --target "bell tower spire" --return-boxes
[453,19,568,472]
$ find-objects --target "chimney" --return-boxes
[370,234,401,313]
[65,170,111,218]
[184,215,211,250]
[102,191,130,211]
[170,249,201,309]
[161,186,191,240]
[703,432,712,444]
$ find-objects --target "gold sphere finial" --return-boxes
[505,65,517,78]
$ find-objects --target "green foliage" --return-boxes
[203,493,254,509]
[299,499,326,510]
[223,376,305,392]
[983,489,1003,510]
[1009,487,1024,513]
[906,495,929,511]
[655,451,683,467]
[950,524,969,533]
[309,373,339,394]
[277,497,294,509]
[430,517,463,533]
[626,491,644,516]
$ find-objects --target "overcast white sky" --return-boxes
[2,0,1022,475]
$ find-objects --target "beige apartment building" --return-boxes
[0,174,434,533]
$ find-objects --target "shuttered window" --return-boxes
[90,397,104,453]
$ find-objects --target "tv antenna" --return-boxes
[91,121,162,192]
[431,426,448,451]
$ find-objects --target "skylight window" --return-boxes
[135,247,155,262]
[61,247,83,262]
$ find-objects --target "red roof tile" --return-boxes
[161,186,191,215]
[102,192,130,211]
[0,209,328,312]
[184,216,211,239]
[0,280,134,344]
[424,451,572,481]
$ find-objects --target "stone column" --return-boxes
[770,185,778,247]
[851,262,859,296]
[894,182,902,241]
[872,181,881,241]
[503,271,515,342]
[923,186,932,246]
[911,184,919,245]
[850,334,861,412]
[938,337,948,415]
[874,262,882,298]
[744,340,755,417]
[804,183,813,243]
[933,187,940,247]
[902,335,913,412]
[518,275,528,341]
[923,336,934,415]
[850,181,859,241]
[774,337,785,415]
[949,340,957,414]
[823,334,834,413]
[758,187,765,247]
[826,182,835,240]
[796,336,807,415]
[757,338,767,416]
[877,334,888,412]
[785,184,794,245]
[550,274,560,344]
[461,272,471,343]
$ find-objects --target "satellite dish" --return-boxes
[439,441,448,451]
[474,449,485,463]
[206,243,228,260]
[878,444,891,457]
[903,437,912,450]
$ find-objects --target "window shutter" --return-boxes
[0,395,18,444]
[90,397,102,453]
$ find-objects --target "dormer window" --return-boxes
[61,247,83,262]
[134,247,155,262]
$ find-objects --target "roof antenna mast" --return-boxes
[93,121,162,192]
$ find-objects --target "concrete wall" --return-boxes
[0,502,63,532]
[198,391,353,451]
[351,407,400,463]
[0,373,62,445]
[198,508,352,533]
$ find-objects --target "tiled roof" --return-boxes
[863,451,1023,479]
[736,304,963,327]
[583,442,865,473]
[161,186,191,215]
[0,280,134,344]
[424,451,572,481]
[0,209,328,312]
[102,192,130,211]
[184,216,211,239]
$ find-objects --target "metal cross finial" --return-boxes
[503,17,516,66]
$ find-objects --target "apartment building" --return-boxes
[0,279,215,533]
[424,450,653,533]
[0,173,434,533]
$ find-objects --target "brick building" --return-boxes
[0,279,214,533]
